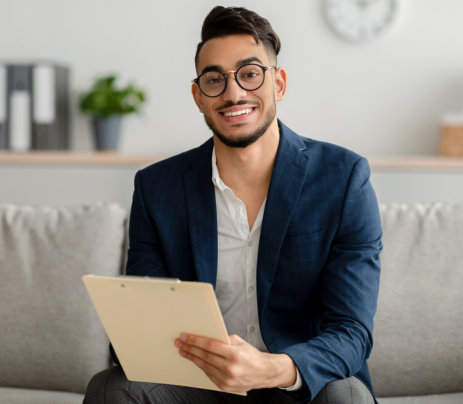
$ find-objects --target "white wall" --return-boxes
[1,0,463,156]
[3,165,463,208]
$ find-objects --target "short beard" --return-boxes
[204,100,276,148]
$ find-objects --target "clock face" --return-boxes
[325,0,398,42]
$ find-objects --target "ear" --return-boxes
[274,67,287,102]
[192,82,204,113]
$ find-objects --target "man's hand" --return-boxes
[175,333,297,393]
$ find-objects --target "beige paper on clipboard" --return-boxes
[82,275,246,395]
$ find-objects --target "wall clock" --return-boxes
[324,0,398,42]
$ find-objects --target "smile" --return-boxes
[222,108,254,117]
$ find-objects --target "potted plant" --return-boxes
[80,75,146,150]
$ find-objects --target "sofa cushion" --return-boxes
[369,203,463,397]
[378,392,463,404]
[0,203,127,394]
[0,387,83,404]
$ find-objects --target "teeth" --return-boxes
[223,108,253,117]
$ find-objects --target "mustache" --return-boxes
[215,100,259,111]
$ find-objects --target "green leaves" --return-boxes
[80,75,146,117]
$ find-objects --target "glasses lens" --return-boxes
[199,71,226,97]
[236,64,265,91]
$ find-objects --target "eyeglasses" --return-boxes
[193,63,275,98]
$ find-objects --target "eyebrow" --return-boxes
[199,56,264,75]
[200,65,222,75]
[236,57,263,67]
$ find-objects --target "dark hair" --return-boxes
[195,6,281,68]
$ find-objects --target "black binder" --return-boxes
[1,63,70,151]
[0,64,7,150]
[32,64,70,150]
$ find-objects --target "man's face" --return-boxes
[192,35,286,148]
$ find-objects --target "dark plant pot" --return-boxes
[92,116,122,151]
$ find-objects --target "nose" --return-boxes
[222,71,247,101]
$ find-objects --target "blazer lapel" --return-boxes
[257,122,311,313]
[183,139,218,287]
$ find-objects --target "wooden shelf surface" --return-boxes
[369,156,463,170]
[1,152,463,170]
[0,152,166,167]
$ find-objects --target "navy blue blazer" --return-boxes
[125,121,382,403]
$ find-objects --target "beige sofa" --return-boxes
[0,203,127,404]
[0,202,461,403]
[370,203,463,403]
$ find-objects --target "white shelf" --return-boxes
[1,152,463,170]
[0,152,165,167]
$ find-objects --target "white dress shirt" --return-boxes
[212,147,302,391]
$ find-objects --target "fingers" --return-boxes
[228,334,246,344]
[178,333,295,392]
[176,333,230,356]
[174,334,247,392]
[178,342,228,369]
[175,334,230,367]
[181,350,246,393]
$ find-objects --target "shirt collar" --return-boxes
[211,146,230,192]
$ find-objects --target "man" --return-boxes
[84,6,382,404]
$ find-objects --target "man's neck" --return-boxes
[213,120,280,193]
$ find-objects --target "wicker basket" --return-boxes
[440,125,463,157]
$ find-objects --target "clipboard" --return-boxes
[82,275,245,395]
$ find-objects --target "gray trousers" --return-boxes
[83,366,375,404]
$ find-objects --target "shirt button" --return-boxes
[247,241,253,247]
[248,286,255,293]
[250,326,256,333]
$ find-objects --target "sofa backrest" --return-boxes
[369,202,463,397]
[0,203,127,394]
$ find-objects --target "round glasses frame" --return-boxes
[193,63,275,98]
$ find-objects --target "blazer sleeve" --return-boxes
[125,170,169,277]
[280,157,382,402]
